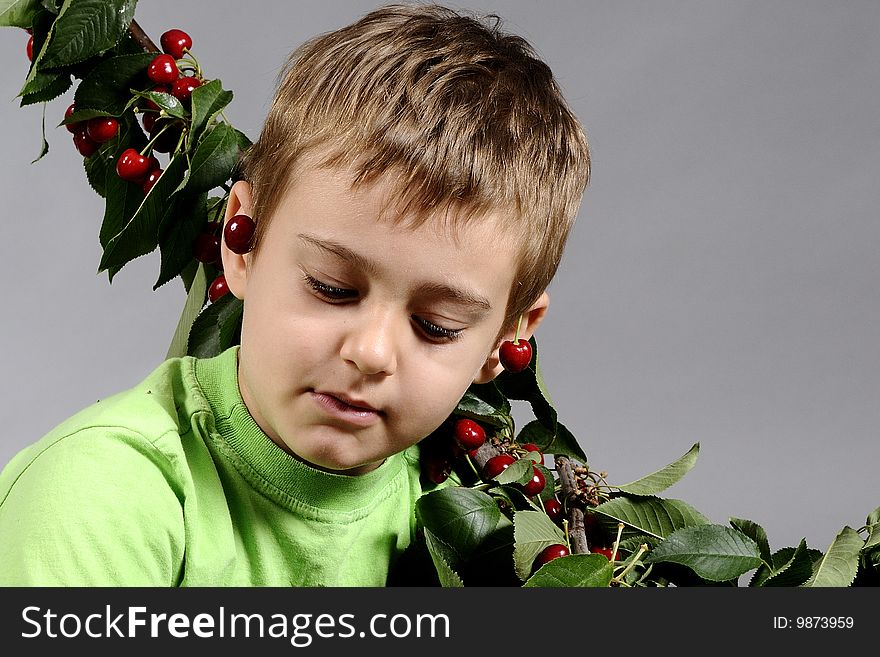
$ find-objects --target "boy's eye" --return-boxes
[412,316,463,343]
[304,272,463,343]
[303,273,357,300]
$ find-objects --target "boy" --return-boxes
[0,3,590,585]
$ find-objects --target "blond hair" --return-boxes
[239,3,591,333]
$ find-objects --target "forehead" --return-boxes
[272,161,522,253]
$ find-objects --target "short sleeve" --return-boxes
[0,427,187,586]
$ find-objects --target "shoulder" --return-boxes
[4,355,207,479]
[0,357,210,585]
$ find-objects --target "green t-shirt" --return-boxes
[0,346,444,586]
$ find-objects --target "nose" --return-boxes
[339,307,398,376]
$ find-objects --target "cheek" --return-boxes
[398,356,483,426]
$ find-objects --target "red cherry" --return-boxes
[86,117,118,143]
[147,54,179,85]
[483,453,516,480]
[499,339,532,373]
[544,497,563,523]
[453,418,486,451]
[193,230,222,264]
[142,112,157,133]
[521,442,543,463]
[171,76,202,103]
[142,168,163,194]
[521,465,546,497]
[223,214,256,254]
[26,35,33,61]
[72,128,98,157]
[533,543,570,570]
[583,512,598,533]
[115,148,151,183]
[590,546,616,561]
[149,119,182,153]
[160,29,193,60]
[422,456,451,485]
[63,104,79,133]
[208,274,230,302]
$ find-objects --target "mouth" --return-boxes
[310,390,384,427]
[322,391,381,413]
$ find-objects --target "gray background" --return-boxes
[2,1,878,559]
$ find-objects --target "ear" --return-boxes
[220,180,254,300]
[473,291,550,384]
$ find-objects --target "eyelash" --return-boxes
[302,273,464,343]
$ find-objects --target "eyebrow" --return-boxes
[298,233,493,313]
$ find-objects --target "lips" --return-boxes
[322,391,380,413]
[310,390,384,428]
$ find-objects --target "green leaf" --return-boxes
[493,457,532,485]
[616,442,699,496]
[593,495,710,541]
[30,102,49,163]
[749,544,824,587]
[512,510,567,581]
[188,79,234,148]
[99,154,187,278]
[64,108,115,127]
[524,554,614,588]
[415,487,503,560]
[155,192,207,290]
[423,529,464,587]
[803,526,863,587]
[517,420,587,462]
[729,517,772,566]
[166,263,209,359]
[760,539,815,587]
[534,463,556,502]
[643,524,764,582]
[187,293,243,358]
[864,522,880,551]
[0,0,41,27]
[18,1,67,91]
[40,0,136,68]
[867,505,880,526]
[487,484,534,513]
[186,122,241,194]
[97,120,152,242]
[234,127,252,150]
[130,89,189,120]
[74,52,155,115]
[82,133,129,198]
[455,386,512,430]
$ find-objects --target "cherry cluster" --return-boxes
[64,29,199,192]
[49,23,252,304]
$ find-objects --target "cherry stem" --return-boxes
[141,121,172,155]
[513,314,524,343]
[178,51,202,79]
[611,522,624,562]
[611,543,649,585]
[464,453,481,480]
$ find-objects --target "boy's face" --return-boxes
[223,165,546,475]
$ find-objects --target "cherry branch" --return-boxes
[554,455,589,554]
[128,20,159,53]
